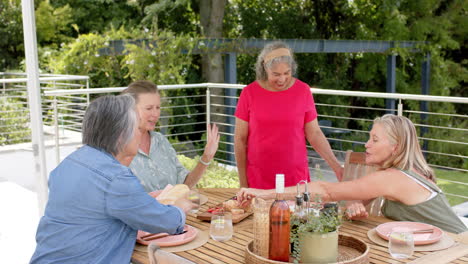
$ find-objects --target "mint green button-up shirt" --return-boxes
[129,131,189,192]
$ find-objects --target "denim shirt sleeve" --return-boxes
[105,171,185,234]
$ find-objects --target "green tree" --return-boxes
[35,1,73,47]
[49,0,142,36]
[45,27,134,88]
[0,0,23,70]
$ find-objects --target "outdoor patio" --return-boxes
[1,79,467,263]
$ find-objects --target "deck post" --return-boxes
[224,52,237,165]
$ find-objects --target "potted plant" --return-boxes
[290,199,345,264]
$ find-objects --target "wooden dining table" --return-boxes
[131,188,468,264]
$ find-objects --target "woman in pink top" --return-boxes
[234,42,344,189]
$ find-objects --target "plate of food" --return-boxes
[375,221,443,245]
[136,224,198,246]
[197,196,252,223]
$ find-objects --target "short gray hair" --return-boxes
[255,41,297,81]
[82,94,137,156]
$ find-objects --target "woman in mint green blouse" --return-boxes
[122,81,220,192]
[238,114,467,234]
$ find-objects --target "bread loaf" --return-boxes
[231,208,245,215]
[223,199,251,212]
[156,184,190,205]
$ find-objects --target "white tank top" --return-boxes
[401,170,437,201]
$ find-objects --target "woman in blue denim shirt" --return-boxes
[30,95,193,264]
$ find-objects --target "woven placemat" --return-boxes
[135,229,210,253]
[367,228,454,251]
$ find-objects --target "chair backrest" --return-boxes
[343,150,384,216]
[148,242,195,264]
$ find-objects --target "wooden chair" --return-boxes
[343,150,384,216]
[147,242,195,264]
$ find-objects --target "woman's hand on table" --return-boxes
[236,188,271,205]
[345,202,368,220]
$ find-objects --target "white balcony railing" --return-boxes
[1,80,467,201]
[0,72,89,145]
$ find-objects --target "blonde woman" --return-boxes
[238,114,467,234]
[122,81,220,192]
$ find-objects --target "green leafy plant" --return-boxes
[290,198,346,263]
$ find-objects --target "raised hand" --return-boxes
[202,123,220,161]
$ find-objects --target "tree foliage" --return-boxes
[0,0,23,70]
[45,27,196,88]
[1,0,466,168]
[49,0,142,36]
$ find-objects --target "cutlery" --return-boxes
[386,228,434,237]
[141,230,187,241]
[411,228,434,234]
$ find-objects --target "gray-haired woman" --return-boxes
[31,95,193,264]
[234,41,343,189]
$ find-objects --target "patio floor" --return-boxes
[0,128,80,264]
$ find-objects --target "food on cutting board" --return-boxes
[206,196,251,215]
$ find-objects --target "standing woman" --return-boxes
[234,42,343,189]
[122,81,220,192]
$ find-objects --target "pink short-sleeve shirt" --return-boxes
[235,79,318,189]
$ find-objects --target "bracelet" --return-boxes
[199,156,211,166]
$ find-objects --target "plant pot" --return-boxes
[298,231,338,263]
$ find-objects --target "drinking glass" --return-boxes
[252,197,270,258]
[210,211,233,242]
[187,189,200,214]
[388,228,414,259]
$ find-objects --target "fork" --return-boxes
[141,230,187,241]
[386,228,433,237]
[411,228,434,234]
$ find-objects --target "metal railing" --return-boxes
[2,81,466,200]
[42,83,467,202]
[0,72,89,145]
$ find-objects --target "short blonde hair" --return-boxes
[374,114,436,182]
[122,80,159,102]
[255,42,297,81]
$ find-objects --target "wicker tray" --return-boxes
[245,234,369,264]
